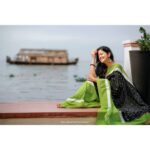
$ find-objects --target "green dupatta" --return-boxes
[96,63,150,125]
[59,63,150,125]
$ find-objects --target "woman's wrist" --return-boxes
[90,64,96,67]
[91,58,96,65]
[91,63,96,66]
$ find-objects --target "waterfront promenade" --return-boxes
[0,102,97,125]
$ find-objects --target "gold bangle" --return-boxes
[90,64,95,67]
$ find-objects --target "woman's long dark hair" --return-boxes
[95,46,114,78]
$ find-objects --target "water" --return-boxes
[0,60,90,102]
[0,59,123,103]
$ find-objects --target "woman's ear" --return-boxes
[108,52,111,58]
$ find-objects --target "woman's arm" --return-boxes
[87,50,97,82]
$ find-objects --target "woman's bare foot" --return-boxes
[145,119,150,125]
[57,103,62,108]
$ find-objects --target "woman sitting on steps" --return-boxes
[57,46,150,125]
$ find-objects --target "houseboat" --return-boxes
[6,49,79,65]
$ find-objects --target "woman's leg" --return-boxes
[58,81,100,108]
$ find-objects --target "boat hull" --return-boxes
[6,56,79,65]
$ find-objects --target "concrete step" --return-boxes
[0,102,98,125]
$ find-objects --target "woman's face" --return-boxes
[98,49,110,63]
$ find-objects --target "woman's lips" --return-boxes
[99,57,103,61]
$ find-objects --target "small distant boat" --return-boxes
[6,49,79,65]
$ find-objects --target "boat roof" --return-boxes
[20,49,67,53]
[17,49,68,57]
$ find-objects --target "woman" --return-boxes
[58,46,150,125]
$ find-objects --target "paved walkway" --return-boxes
[0,102,98,119]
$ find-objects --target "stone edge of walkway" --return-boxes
[0,101,98,119]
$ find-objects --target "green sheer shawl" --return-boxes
[59,63,150,125]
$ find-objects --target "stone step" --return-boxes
[0,101,98,118]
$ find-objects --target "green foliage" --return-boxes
[9,74,15,78]
[75,77,86,82]
[73,75,86,82]
[33,73,37,76]
[137,27,150,51]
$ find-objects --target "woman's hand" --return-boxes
[87,74,91,81]
[91,49,97,58]
[87,74,97,82]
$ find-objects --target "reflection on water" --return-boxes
[0,60,90,102]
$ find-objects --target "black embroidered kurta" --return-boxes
[107,71,150,122]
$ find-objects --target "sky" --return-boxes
[0,25,150,62]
